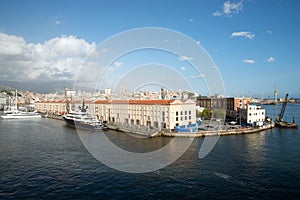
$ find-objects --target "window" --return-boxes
[185,111,187,115]
[180,111,183,115]
[176,111,178,116]
[189,110,191,115]
[176,117,178,121]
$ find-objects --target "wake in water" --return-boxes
[214,172,248,187]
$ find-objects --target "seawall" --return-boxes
[160,123,275,138]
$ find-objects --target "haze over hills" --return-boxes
[0,81,73,93]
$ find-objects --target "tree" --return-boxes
[200,108,212,119]
[212,108,226,119]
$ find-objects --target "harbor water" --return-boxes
[0,104,300,199]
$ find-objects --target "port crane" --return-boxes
[275,93,298,128]
[276,94,288,122]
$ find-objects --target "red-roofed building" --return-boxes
[35,99,197,131]
[94,99,196,130]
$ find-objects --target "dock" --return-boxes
[160,123,275,138]
[106,123,160,138]
[42,114,275,138]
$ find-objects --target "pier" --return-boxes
[160,123,275,138]
[43,114,275,137]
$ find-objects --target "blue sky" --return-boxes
[0,0,299,98]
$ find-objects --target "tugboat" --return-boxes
[275,94,298,128]
[62,99,106,130]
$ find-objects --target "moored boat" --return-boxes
[62,110,106,130]
[1,111,41,119]
[275,121,298,128]
[62,99,106,131]
[275,94,298,129]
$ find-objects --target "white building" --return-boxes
[239,104,265,126]
[105,88,111,96]
[94,99,196,131]
[35,99,196,131]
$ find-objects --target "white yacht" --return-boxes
[62,100,106,130]
[1,111,41,119]
[63,111,106,130]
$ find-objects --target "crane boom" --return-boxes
[277,93,288,122]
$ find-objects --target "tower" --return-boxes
[160,88,165,100]
[274,86,278,102]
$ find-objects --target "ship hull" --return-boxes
[275,121,298,128]
[1,113,41,119]
[63,116,106,130]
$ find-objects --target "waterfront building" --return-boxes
[233,97,252,111]
[196,96,234,111]
[238,104,266,126]
[0,92,7,105]
[197,96,254,121]
[35,100,67,115]
[35,99,196,131]
[94,99,196,131]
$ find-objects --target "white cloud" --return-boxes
[0,32,96,82]
[267,56,275,62]
[213,1,243,17]
[242,59,255,64]
[178,55,193,61]
[0,32,28,55]
[181,66,186,71]
[190,74,204,79]
[223,1,243,15]
[54,16,61,25]
[267,30,273,35]
[231,31,255,39]
[212,11,222,17]
[114,61,123,67]
[188,18,193,22]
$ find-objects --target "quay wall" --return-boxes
[160,123,275,137]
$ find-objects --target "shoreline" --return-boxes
[160,123,275,138]
[41,114,275,138]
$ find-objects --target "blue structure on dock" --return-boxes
[174,119,202,133]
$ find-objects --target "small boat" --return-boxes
[1,111,41,119]
[229,121,237,125]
